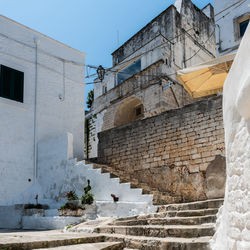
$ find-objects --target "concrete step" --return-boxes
[36,242,123,250]
[113,215,216,226]
[162,208,219,218]
[86,162,183,206]
[102,233,211,249]
[157,198,224,212]
[94,224,215,238]
[0,231,106,250]
[115,208,218,222]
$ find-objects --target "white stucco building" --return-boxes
[214,0,250,56]
[0,15,85,205]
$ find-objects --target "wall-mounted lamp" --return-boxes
[97,65,105,82]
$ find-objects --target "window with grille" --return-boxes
[0,65,24,103]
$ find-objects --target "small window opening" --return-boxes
[235,13,250,41]
[239,19,249,38]
[0,65,24,103]
[135,105,143,117]
[102,85,107,94]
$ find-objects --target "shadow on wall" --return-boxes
[114,97,144,127]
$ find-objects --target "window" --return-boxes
[0,65,24,103]
[135,104,143,117]
[102,84,107,94]
[239,19,249,38]
[234,13,250,41]
[117,59,141,86]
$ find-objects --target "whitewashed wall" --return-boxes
[211,25,250,250]
[214,0,250,56]
[0,15,85,205]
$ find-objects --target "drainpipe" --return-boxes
[216,24,222,52]
[33,38,40,181]
[182,28,186,107]
[59,60,65,101]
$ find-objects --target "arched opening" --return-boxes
[114,97,144,127]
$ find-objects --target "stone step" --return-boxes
[94,224,215,238]
[115,208,218,222]
[102,233,211,249]
[110,173,119,179]
[0,231,106,250]
[87,162,184,206]
[157,198,224,212]
[36,242,123,250]
[113,215,216,226]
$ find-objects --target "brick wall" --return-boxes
[98,97,225,203]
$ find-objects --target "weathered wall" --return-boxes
[88,60,196,158]
[89,0,216,158]
[98,97,225,203]
[0,15,85,205]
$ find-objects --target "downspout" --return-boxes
[182,28,186,106]
[33,38,40,181]
[59,59,65,101]
[216,24,222,52]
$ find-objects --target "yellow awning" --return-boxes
[177,53,236,98]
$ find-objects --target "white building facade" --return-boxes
[0,15,85,205]
[214,0,250,56]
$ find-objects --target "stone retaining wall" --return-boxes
[98,97,225,202]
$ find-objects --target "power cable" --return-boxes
[184,30,215,63]
[103,0,246,70]
[86,0,246,84]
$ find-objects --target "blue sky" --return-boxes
[0,0,213,108]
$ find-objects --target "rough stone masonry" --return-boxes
[98,96,225,203]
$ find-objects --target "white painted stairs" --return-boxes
[0,161,156,230]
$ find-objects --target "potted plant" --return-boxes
[58,190,83,217]
[66,190,81,206]
[58,181,96,218]
[81,180,94,205]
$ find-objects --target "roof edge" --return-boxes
[0,14,86,57]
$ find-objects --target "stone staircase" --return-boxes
[88,198,224,249]
[90,162,187,205]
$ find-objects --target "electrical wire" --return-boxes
[184,30,215,63]
[100,0,246,71]
[86,0,247,84]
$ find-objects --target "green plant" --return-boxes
[81,192,94,205]
[66,190,78,201]
[86,89,94,109]
[66,224,73,230]
[81,179,94,205]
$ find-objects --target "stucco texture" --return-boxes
[211,25,250,250]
